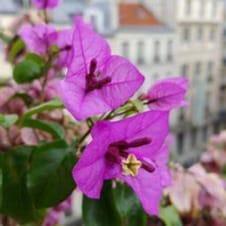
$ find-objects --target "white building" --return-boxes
[219,2,226,127]
[144,0,225,163]
[107,3,177,90]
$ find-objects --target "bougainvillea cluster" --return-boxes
[55,14,187,217]
[0,1,225,226]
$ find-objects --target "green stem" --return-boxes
[87,118,94,128]
[77,127,92,146]
[39,53,55,102]
[43,10,49,24]
[104,110,115,120]
[104,108,134,120]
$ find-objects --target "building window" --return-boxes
[121,42,129,58]
[193,62,201,84]
[191,128,197,147]
[207,61,213,82]
[179,109,185,121]
[195,62,201,75]
[214,122,220,134]
[166,40,173,62]
[212,0,217,17]
[199,0,205,17]
[177,132,184,154]
[137,41,145,65]
[153,40,160,63]
[197,26,203,41]
[181,64,188,77]
[205,91,211,118]
[202,126,208,142]
[182,27,190,42]
[186,0,192,15]
[209,27,216,41]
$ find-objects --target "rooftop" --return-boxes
[119,3,161,27]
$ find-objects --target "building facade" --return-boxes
[79,0,225,164]
[144,0,225,163]
[219,2,226,130]
[107,3,178,91]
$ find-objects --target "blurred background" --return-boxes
[0,0,226,225]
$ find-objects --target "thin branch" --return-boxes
[77,127,92,146]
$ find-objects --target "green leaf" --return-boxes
[113,183,147,226]
[8,38,25,63]
[221,164,226,177]
[0,114,18,128]
[0,141,75,223]
[0,154,3,210]
[25,53,45,66]
[1,146,39,223]
[22,118,64,139]
[83,182,122,226]
[0,31,11,43]
[160,206,183,226]
[13,53,45,84]
[28,140,75,208]
[22,99,63,120]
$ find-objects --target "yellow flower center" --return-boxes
[122,154,142,177]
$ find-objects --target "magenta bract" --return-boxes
[59,18,144,121]
[146,77,188,111]
[55,28,73,67]
[73,111,170,215]
[19,24,58,55]
[32,0,60,9]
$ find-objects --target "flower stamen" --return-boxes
[85,59,112,92]
[122,154,142,177]
[107,137,155,176]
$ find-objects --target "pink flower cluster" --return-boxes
[166,163,226,225]
[201,131,226,173]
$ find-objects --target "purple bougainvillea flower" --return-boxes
[55,28,73,67]
[19,24,58,55]
[59,17,144,121]
[73,111,170,215]
[145,77,188,111]
[32,0,60,9]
